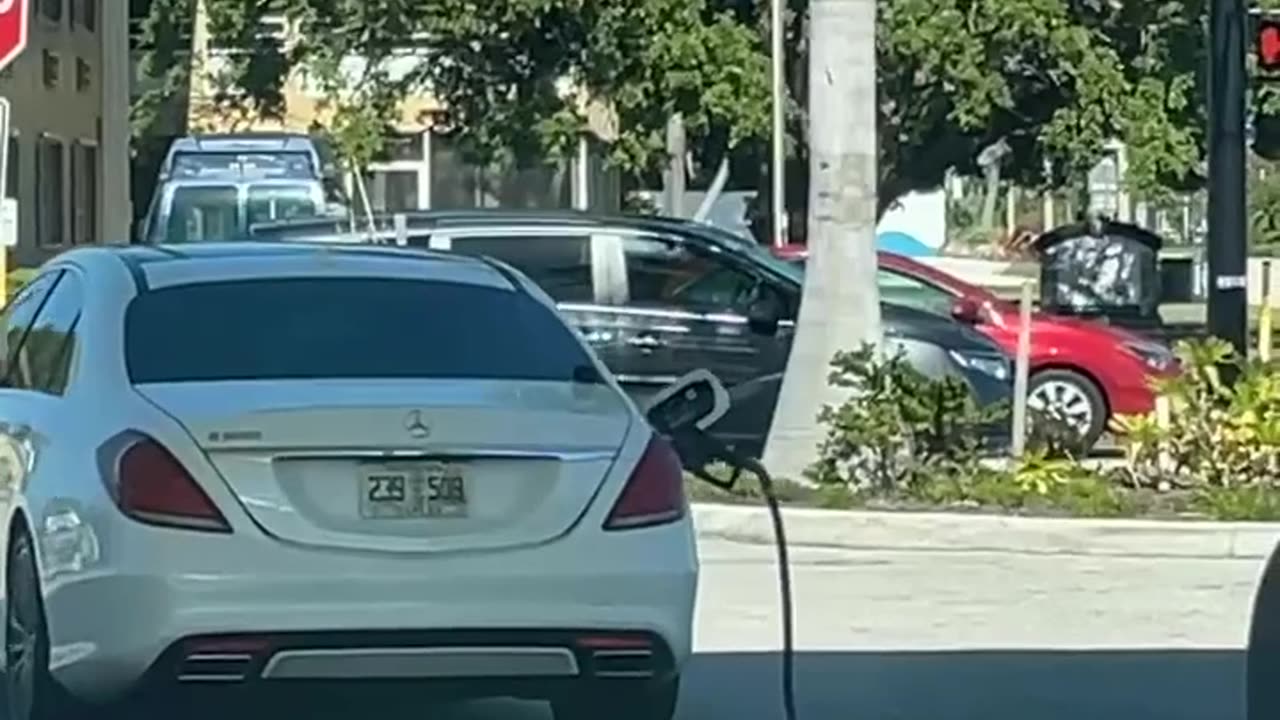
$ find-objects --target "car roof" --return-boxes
[170,133,319,153]
[250,209,749,239]
[56,242,522,295]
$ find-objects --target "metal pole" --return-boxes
[665,115,685,217]
[770,0,787,248]
[1010,279,1034,457]
[1261,260,1276,362]
[1207,0,1250,358]
[573,135,590,211]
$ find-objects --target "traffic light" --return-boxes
[1261,17,1280,72]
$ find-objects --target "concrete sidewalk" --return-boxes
[692,502,1280,560]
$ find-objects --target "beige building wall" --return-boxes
[0,0,131,267]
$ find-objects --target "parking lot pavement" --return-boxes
[439,538,1264,719]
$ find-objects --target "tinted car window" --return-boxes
[125,277,597,384]
[19,273,82,394]
[448,235,594,303]
[166,185,239,243]
[621,236,760,312]
[0,272,59,387]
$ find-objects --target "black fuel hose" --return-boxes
[671,432,796,720]
[743,456,797,720]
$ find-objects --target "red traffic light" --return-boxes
[1260,19,1280,70]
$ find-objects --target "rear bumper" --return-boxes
[128,628,677,706]
[39,519,697,704]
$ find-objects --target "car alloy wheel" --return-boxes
[1027,380,1094,433]
[1026,368,1108,450]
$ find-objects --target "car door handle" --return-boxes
[627,334,666,349]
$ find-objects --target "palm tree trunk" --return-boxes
[761,0,882,480]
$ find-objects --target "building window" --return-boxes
[363,132,428,212]
[71,142,96,245]
[428,131,570,210]
[71,0,95,31]
[40,0,62,23]
[42,51,60,89]
[377,133,426,163]
[36,137,65,247]
[5,136,17,200]
[362,170,420,213]
[75,57,91,92]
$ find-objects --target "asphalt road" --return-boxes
[407,537,1264,720]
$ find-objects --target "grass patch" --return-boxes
[684,471,858,510]
[686,469,1280,521]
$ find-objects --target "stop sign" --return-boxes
[0,0,29,74]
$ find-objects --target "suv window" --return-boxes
[246,184,318,226]
[125,277,598,384]
[879,268,956,317]
[166,185,239,243]
[448,234,594,303]
[17,273,82,394]
[620,235,762,313]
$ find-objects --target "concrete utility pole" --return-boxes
[762,0,882,480]
[1207,0,1249,357]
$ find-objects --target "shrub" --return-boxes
[1112,337,1280,490]
[6,267,35,303]
[807,344,1008,493]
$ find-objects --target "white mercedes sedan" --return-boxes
[0,243,696,720]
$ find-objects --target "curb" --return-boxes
[692,503,1280,560]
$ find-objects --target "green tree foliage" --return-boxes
[873,0,1201,214]
[180,0,772,176]
[131,0,1235,215]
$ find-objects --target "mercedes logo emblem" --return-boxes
[404,410,431,439]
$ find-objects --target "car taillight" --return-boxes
[102,433,231,533]
[604,434,686,531]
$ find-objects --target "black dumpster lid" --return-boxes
[1033,218,1163,254]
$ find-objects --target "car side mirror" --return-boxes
[746,288,784,336]
[951,298,983,324]
[644,369,731,437]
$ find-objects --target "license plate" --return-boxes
[358,463,469,519]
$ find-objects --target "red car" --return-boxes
[774,244,1177,447]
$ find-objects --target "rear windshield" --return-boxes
[125,277,597,384]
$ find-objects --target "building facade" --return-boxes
[1,0,130,266]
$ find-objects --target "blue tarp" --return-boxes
[876,231,934,257]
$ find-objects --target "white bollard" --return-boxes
[1010,280,1034,457]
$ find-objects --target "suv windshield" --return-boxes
[171,151,316,180]
[124,277,597,384]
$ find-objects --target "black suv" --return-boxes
[248,211,1014,456]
